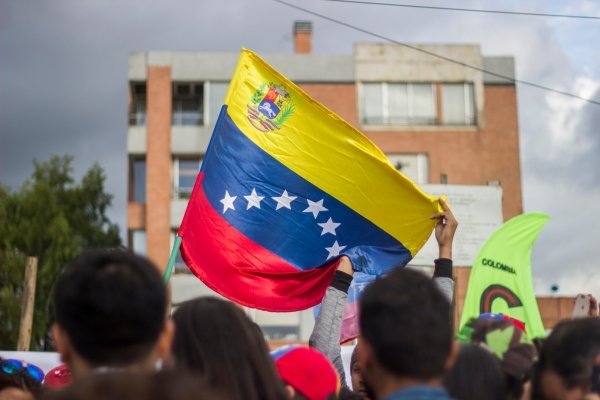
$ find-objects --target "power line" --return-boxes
[273,0,600,107]
[324,0,600,20]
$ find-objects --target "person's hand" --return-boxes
[337,256,354,276]
[589,294,599,317]
[430,198,458,260]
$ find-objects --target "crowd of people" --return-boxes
[2,199,600,400]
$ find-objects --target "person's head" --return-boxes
[40,370,228,400]
[271,345,340,400]
[52,250,173,377]
[457,316,537,400]
[349,344,373,399]
[171,297,287,400]
[358,268,455,396]
[533,318,600,400]
[443,343,507,400]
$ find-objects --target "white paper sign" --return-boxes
[409,184,503,267]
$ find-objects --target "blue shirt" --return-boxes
[383,385,452,400]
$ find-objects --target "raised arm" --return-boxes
[309,256,354,387]
[430,198,458,304]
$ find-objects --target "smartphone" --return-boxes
[572,294,591,318]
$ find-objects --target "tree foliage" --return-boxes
[0,155,121,350]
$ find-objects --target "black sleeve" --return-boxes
[330,270,353,293]
[433,258,453,279]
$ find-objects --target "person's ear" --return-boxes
[157,319,175,362]
[444,341,460,370]
[51,323,72,365]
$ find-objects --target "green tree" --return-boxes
[0,155,121,350]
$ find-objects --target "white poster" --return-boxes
[410,184,503,267]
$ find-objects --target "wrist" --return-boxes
[438,245,452,260]
[337,257,354,276]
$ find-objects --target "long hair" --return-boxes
[171,297,287,400]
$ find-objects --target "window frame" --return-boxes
[129,82,147,126]
[441,82,476,126]
[172,82,204,126]
[361,82,437,126]
[172,156,203,200]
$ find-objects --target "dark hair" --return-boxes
[444,344,507,400]
[359,268,452,379]
[40,370,228,400]
[338,387,364,400]
[171,297,288,400]
[533,318,600,397]
[53,250,167,366]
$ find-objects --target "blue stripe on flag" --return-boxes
[200,106,412,274]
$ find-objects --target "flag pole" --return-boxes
[164,236,182,284]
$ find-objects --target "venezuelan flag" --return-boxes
[178,49,440,311]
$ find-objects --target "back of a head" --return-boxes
[535,318,600,397]
[41,370,229,400]
[172,297,287,400]
[457,317,537,400]
[444,343,507,400]
[53,250,167,366]
[359,268,452,380]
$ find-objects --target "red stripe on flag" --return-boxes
[178,173,338,312]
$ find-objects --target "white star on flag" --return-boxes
[220,191,237,213]
[325,241,347,260]
[303,198,328,219]
[244,188,264,210]
[272,190,297,210]
[318,217,341,236]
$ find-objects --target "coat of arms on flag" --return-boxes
[247,82,295,132]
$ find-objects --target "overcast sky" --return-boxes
[1,0,599,296]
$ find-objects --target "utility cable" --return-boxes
[324,0,600,20]
[274,0,600,106]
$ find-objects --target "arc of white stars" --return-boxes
[303,198,328,219]
[272,190,297,210]
[244,188,264,210]
[318,217,341,236]
[325,241,347,260]
[220,190,237,213]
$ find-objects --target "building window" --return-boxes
[361,82,436,126]
[130,158,146,202]
[130,230,147,256]
[173,157,203,199]
[260,326,300,341]
[442,83,476,125]
[207,82,229,127]
[387,154,429,184]
[172,83,203,126]
[129,83,146,126]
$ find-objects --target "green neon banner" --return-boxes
[460,213,549,338]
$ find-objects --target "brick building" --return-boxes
[127,22,567,338]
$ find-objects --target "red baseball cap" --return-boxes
[271,345,340,400]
